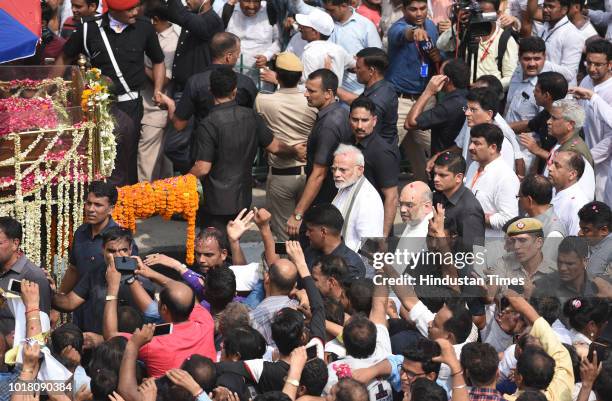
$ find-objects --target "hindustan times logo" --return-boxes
[371,249,487,270]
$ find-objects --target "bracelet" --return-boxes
[26,308,39,315]
[452,385,466,390]
[451,369,464,377]
[21,368,34,374]
[28,317,40,321]
[193,388,204,397]
[285,378,300,387]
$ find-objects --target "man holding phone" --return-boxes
[0,217,52,335]
[52,227,144,334]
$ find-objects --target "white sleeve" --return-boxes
[489,173,520,230]
[374,324,393,358]
[264,24,282,60]
[408,301,435,337]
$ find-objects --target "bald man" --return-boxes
[106,278,216,378]
[398,181,434,238]
[250,259,299,346]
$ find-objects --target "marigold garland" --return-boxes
[112,175,199,264]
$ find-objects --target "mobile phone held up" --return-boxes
[114,256,137,273]
[306,344,317,361]
[588,341,609,362]
[8,279,21,294]
[275,242,287,255]
[153,323,173,336]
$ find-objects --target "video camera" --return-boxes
[450,0,498,39]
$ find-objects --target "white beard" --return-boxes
[334,176,358,189]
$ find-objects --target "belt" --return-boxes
[270,166,305,176]
[397,92,421,101]
[117,91,140,102]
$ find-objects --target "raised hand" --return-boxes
[253,207,272,228]
[227,208,255,242]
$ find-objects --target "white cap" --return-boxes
[295,8,335,37]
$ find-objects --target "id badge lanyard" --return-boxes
[415,42,429,78]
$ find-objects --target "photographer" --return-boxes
[386,0,443,182]
[436,0,519,89]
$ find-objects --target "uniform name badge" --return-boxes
[420,63,429,78]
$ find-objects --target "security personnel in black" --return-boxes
[163,0,224,95]
[56,0,165,185]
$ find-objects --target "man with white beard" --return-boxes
[331,144,384,252]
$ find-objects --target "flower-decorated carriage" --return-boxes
[0,60,117,278]
[1,60,200,273]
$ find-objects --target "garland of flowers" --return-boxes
[112,175,200,265]
[1,77,69,106]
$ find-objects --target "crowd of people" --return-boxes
[1,0,612,400]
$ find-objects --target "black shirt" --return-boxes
[175,64,258,124]
[416,89,468,154]
[433,185,485,250]
[192,101,274,215]
[354,132,399,196]
[528,109,557,172]
[304,242,366,279]
[63,15,164,95]
[363,79,399,147]
[72,266,150,334]
[307,102,352,206]
[165,0,224,91]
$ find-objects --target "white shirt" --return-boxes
[587,0,612,41]
[543,144,595,201]
[408,301,479,392]
[505,60,572,123]
[579,76,612,202]
[465,156,520,238]
[552,319,573,345]
[392,212,433,274]
[324,324,393,401]
[577,20,599,40]
[301,40,356,87]
[533,16,585,85]
[332,177,384,252]
[550,182,590,235]
[225,3,281,68]
[455,114,523,172]
[286,32,308,58]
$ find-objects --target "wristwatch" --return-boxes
[105,295,118,301]
[126,275,136,285]
[294,213,302,221]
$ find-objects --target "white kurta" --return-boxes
[332,177,384,252]
[532,16,585,85]
[465,156,520,238]
[543,145,596,202]
[455,114,524,172]
[578,76,612,202]
[225,4,281,69]
[550,182,590,235]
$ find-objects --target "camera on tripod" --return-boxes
[451,0,498,39]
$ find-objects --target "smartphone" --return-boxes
[8,279,21,294]
[508,284,525,294]
[114,256,137,273]
[153,323,173,336]
[358,238,379,259]
[588,341,608,362]
[306,344,317,360]
[275,242,287,255]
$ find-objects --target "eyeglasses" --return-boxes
[584,60,608,68]
[399,365,427,379]
[462,106,482,113]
